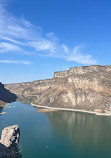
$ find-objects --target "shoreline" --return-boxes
[31,103,111,116]
[0,103,9,108]
[0,112,6,115]
[37,108,58,112]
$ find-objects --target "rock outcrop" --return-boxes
[5,65,111,114]
[0,125,21,158]
[0,125,20,148]
[0,82,17,107]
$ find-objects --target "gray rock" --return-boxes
[0,125,20,148]
[0,125,21,158]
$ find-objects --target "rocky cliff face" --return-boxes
[5,65,111,114]
[0,82,17,107]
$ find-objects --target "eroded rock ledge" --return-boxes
[0,125,21,158]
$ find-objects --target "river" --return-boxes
[0,102,111,158]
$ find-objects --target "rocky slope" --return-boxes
[5,65,111,114]
[0,82,17,107]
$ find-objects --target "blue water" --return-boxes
[0,102,111,158]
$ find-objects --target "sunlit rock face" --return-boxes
[0,125,20,148]
[0,125,21,158]
[5,65,111,114]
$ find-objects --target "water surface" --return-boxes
[0,102,111,158]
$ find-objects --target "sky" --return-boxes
[0,0,111,83]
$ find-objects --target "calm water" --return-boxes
[0,102,111,158]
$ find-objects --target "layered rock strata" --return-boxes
[5,65,111,114]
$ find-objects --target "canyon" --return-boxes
[4,65,111,114]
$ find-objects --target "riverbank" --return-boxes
[37,108,58,112]
[0,112,6,115]
[31,103,111,116]
[0,102,9,108]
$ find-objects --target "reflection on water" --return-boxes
[0,108,3,113]
[47,111,111,157]
[0,108,3,128]
[1,102,111,158]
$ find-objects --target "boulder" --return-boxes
[0,125,21,158]
[0,125,20,148]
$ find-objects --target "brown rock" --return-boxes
[5,65,111,114]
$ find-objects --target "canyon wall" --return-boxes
[5,65,111,114]
[0,82,17,107]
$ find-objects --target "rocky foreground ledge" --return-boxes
[0,125,21,158]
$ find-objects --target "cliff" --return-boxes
[0,82,17,107]
[5,65,111,114]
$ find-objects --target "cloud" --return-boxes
[0,42,22,53]
[29,40,56,52]
[0,1,97,65]
[62,44,69,53]
[67,54,96,64]
[0,60,31,64]
[66,45,96,64]
[0,35,25,46]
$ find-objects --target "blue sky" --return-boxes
[0,0,111,83]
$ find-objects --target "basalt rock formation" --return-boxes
[0,125,21,158]
[0,82,17,107]
[5,65,111,114]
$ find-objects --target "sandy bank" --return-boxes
[37,108,58,112]
[0,112,6,115]
[31,103,111,116]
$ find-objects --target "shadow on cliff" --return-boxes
[0,83,17,103]
[0,143,22,158]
